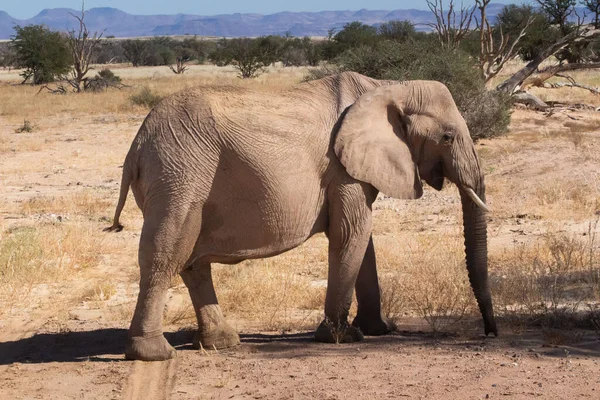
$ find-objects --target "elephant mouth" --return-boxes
[426,161,445,191]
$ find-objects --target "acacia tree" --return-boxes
[534,0,577,34]
[210,38,270,78]
[122,40,149,67]
[10,25,71,84]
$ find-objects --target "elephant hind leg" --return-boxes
[126,204,202,361]
[180,262,240,350]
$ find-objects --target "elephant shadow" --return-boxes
[0,329,316,365]
[0,329,191,365]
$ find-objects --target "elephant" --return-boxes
[105,71,497,361]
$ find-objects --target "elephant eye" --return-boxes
[442,134,454,145]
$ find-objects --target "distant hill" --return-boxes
[0,4,526,39]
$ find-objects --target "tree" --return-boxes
[145,37,175,66]
[534,0,577,35]
[10,25,71,84]
[333,22,379,52]
[210,38,270,78]
[335,40,511,140]
[583,0,600,28]
[496,4,558,61]
[426,0,476,49]
[65,6,104,92]
[122,40,149,67]
[474,0,535,82]
[169,45,196,74]
[377,20,417,41]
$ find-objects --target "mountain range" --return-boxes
[0,4,510,39]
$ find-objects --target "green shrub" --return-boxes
[129,86,163,108]
[336,40,511,140]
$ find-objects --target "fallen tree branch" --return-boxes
[537,62,600,74]
[512,92,550,110]
[497,28,600,94]
[543,81,600,94]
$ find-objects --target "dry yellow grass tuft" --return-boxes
[21,190,115,218]
[376,233,477,333]
[213,257,326,332]
[0,223,105,312]
[491,220,600,329]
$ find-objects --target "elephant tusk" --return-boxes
[464,188,490,213]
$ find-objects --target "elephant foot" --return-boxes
[315,319,364,344]
[125,335,177,361]
[352,314,397,336]
[193,322,240,350]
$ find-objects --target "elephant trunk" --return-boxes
[460,185,497,336]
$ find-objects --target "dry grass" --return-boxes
[491,219,600,329]
[0,223,105,312]
[376,233,477,333]
[21,190,115,219]
[0,64,309,123]
[213,257,326,332]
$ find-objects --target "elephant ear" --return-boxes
[334,85,423,199]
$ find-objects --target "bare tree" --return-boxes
[475,0,535,82]
[66,3,104,92]
[426,0,476,49]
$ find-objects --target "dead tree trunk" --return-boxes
[496,28,600,94]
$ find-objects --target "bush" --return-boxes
[15,119,34,133]
[129,86,163,108]
[85,69,122,92]
[336,40,511,140]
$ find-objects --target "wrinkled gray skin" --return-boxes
[106,72,497,361]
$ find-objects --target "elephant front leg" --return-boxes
[180,262,240,350]
[352,236,397,335]
[315,197,372,343]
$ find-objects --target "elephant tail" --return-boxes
[104,155,134,233]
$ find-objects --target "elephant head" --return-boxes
[334,80,497,336]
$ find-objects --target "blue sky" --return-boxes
[4,1,518,19]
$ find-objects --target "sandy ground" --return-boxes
[1,98,600,398]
